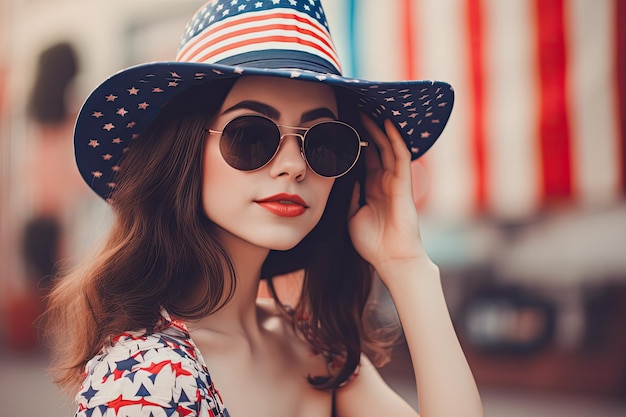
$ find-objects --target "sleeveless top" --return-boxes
[74,312,229,417]
[74,311,345,416]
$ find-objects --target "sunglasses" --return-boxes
[206,115,368,178]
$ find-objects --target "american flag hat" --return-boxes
[75,0,454,200]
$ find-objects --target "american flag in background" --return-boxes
[324,0,625,221]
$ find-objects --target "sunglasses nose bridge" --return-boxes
[278,131,306,151]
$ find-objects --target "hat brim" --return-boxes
[74,61,454,200]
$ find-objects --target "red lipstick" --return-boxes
[256,193,309,217]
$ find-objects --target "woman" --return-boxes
[46,1,484,416]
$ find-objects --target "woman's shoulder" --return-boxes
[256,298,337,377]
[75,315,228,416]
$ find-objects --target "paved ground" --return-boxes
[1,343,625,417]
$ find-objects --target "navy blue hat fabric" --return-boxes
[74,0,454,200]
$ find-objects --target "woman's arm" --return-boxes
[380,260,483,417]
[345,116,484,417]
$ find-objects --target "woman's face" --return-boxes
[202,76,337,251]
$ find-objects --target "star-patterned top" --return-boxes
[74,311,229,417]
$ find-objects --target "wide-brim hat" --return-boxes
[75,0,454,200]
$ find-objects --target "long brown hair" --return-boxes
[45,77,396,391]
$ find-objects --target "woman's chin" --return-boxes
[263,238,303,252]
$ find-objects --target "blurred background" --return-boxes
[1,0,625,416]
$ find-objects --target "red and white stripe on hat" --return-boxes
[176,7,342,74]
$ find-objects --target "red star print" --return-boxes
[143,360,170,375]
[112,367,125,380]
[128,87,139,95]
[177,405,194,416]
[107,394,162,415]
[170,362,193,377]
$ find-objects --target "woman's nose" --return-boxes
[268,133,307,181]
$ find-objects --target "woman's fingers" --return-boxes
[383,119,412,180]
[361,115,395,171]
[383,119,412,167]
[361,115,412,181]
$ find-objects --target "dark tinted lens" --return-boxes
[219,116,280,171]
[304,122,360,177]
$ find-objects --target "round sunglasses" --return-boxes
[206,115,368,178]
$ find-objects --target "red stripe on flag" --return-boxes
[401,0,417,80]
[467,0,487,211]
[535,0,573,202]
[616,0,626,195]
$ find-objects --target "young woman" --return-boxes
[45,1,484,416]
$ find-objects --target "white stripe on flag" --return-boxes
[352,0,407,81]
[322,0,352,75]
[417,0,477,222]
[484,0,541,219]
[567,0,621,206]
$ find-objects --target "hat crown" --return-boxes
[176,0,342,75]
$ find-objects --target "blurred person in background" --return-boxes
[3,41,87,351]
[21,41,85,291]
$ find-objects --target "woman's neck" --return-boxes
[191,227,271,338]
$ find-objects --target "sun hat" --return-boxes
[75,0,454,200]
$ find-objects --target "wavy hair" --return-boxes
[44,78,397,391]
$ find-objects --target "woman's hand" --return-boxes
[348,117,485,417]
[348,116,434,281]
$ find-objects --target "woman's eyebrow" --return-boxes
[221,100,280,119]
[300,108,337,123]
[221,100,337,123]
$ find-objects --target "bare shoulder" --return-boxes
[336,354,419,417]
[255,297,305,347]
[256,297,330,376]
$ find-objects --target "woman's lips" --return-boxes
[256,193,308,217]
